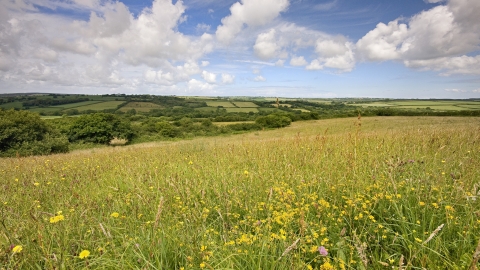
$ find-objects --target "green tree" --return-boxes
[255,114,292,128]
[68,113,134,144]
[0,109,69,157]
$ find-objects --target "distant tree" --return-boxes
[255,114,291,128]
[68,113,135,144]
[0,109,69,157]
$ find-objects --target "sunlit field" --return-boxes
[1,117,480,269]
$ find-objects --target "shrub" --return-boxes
[255,114,292,128]
[68,113,135,144]
[0,109,69,157]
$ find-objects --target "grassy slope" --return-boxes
[1,116,480,269]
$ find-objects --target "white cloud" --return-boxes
[196,23,211,33]
[306,59,323,70]
[312,38,355,72]
[221,73,235,84]
[34,47,59,62]
[356,20,408,61]
[201,61,209,67]
[275,59,285,66]
[314,0,338,11]
[202,70,217,83]
[356,0,480,75]
[254,75,266,81]
[289,55,307,66]
[252,23,354,72]
[472,89,480,93]
[187,78,216,93]
[215,0,289,45]
[254,29,278,60]
[404,55,480,75]
[445,88,466,92]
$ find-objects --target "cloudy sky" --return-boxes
[0,0,479,98]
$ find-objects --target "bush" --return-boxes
[68,113,135,144]
[0,109,69,157]
[255,114,292,128]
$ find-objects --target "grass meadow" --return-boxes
[1,116,480,269]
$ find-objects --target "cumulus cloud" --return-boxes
[0,0,215,92]
[221,73,235,84]
[310,37,355,72]
[356,0,480,75]
[404,55,480,75]
[254,75,266,82]
[252,23,355,72]
[306,59,323,70]
[202,70,217,83]
[253,29,278,60]
[216,0,289,45]
[356,20,408,61]
[187,78,216,93]
[289,55,307,66]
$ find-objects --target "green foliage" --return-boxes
[0,109,69,157]
[156,121,178,138]
[68,113,134,144]
[255,114,292,128]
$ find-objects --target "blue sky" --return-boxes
[0,0,479,98]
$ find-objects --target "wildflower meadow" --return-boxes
[1,116,480,269]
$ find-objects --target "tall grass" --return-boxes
[1,116,480,269]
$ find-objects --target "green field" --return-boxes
[28,107,63,113]
[2,117,480,269]
[352,100,480,111]
[225,107,259,113]
[354,103,396,107]
[53,100,102,109]
[392,105,474,111]
[194,107,218,112]
[231,102,259,108]
[0,102,24,109]
[205,101,236,108]
[214,121,256,126]
[74,101,125,111]
[118,102,163,112]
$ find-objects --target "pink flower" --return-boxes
[318,246,328,256]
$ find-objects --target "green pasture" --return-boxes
[1,117,480,269]
[52,101,102,109]
[118,102,163,112]
[353,103,396,107]
[194,107,218,112]
[231,102,259,108]
[225,107,259,113]
[74,101,125,111]
[28,107,63,113]
[213,121,256,126]
[0,102,24,109]
[392,105,474,111]
[205,101,236,108]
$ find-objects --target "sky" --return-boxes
[0,0,479,98]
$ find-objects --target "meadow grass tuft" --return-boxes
[1,116,480,269]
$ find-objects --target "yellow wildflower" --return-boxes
[12,245,23,253]
[320,261,334,270]
[79,250,90,259]
[49,215,65,223]
[110,212,119,218]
